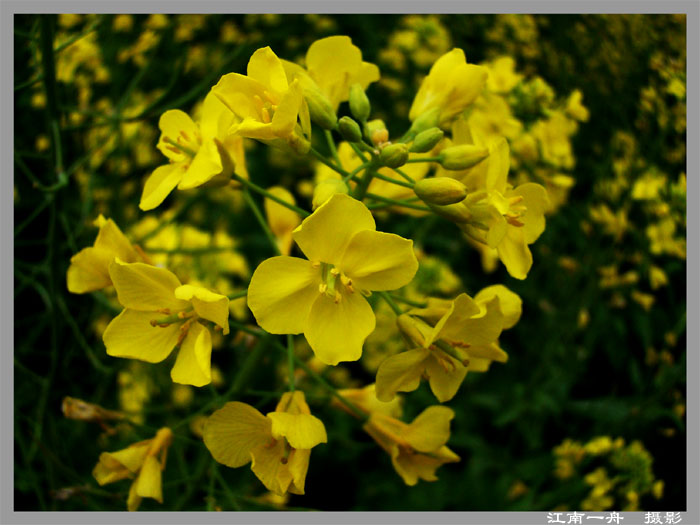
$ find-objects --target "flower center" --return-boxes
[315,262,355,303]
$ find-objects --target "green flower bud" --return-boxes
[312,179,349,210]
[349,83,371,122]
[439,145,489,170]
[414,177,468,205]
[337,116,363,143]
[379,143,409,169]
[426,201,472,224]
[364,119,388,145]
[304,87,337,130]
[410,128,444,153]
[408,107,441,136]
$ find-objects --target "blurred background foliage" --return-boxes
[14,13,686,511]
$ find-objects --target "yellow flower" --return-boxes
[139,92,248,211]
[247,194,419,365]
[67,215,145,294]
[363,406,460,486]
[93,427,173,511]
[102,260,229,386]
[409,48,488,127]
[565,89,590,122]
[264,186,301,255]
[376,291,508,403]
[485,56,523,94]
[461,136,549,280]
[213,47,310,152]
[203,391,327,495]
[288,35,380,111]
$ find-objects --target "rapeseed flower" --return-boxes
[102,259,229,386]
[93,427,173,511]
[247,194,418,365]
[203,391,326,495]
[139,92,248,211]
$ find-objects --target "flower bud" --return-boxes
[349,83,371,122]
[410,127,444,153]
[312,179,349,210]
[396,314,427,348]
[426,201,472,224]
[304,87,338,130]
[288,132,311,156]
[414,177,468,205]
[364,119,388,145]
[408,107,441,136]
[439,144,489,170]
[337,116,363,143]
[379,143,409,169]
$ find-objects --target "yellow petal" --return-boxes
[139,163,186,211]
[440,294,504,347]
[67,247,114,294]
[293,193,375,264]
[486,137,509,194]
[103,309,180,362]
[391,445,460,486]
[403,406,455,452]
[170,322,212,387]
[108,442,151,472]
[156,110,198,162]
[270,80,302,138]
[247,47,288,95]
[203,402,272,468]
[339,230,418,292]
[497,227,533,280]
[267,413,327,449]
[92,459,130,486]
[198,91,233,142]
[424,354,468,403]
[177,139,223,190]
[474,285,522,329]
[213,73,267,123]
[247,256,321,334]
[304,289,375,366]
[276,390,312,415]
[126,480,142,511]
[135,455,163,503]
[174,284,230,334]
[250,439,293,496]
[375,348,430,402]
[466,342,509,363]
[109,259,187,311]
[287,448,311,495]
[511,183,549,244]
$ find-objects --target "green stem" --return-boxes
[242,188,281,255]
[366,193,431,212]
[353,165,377,201]
[388,294,428,308]
[405,157,441,164]
[287,334,296,392]
[391,167,416,184]
[231,172,309,217]
[227,289,248,301]
[343,161,371,184]
[372,171,414,189]
[309,146,349,178]
[349,141,371,162]
[324,129,342,167]
[377,291,404,316]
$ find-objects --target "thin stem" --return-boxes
[343,161,371,184]
[371,171,414,189]
[242,189,281,255]
[391,167,416,184]
[287,334,296,392]
[353,165,377,201]
[388,294,428,309]
[231,173,309,217]
[227,289,248,301]
[405,157,441,164]
[349,141,371,163]
[365,193,431,212]
[309,146,350,177]
[324,129,342,167]
[377,291,404,316]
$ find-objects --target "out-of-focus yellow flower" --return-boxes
[333,383,403,418]
[565,89,590,122]
[67,215,145,294]
[140,92,248,211]
[363,406,460,486]
[264,186,301,255]
[113,14,133,32]
[247,194,418,366]
[203,391,327,495]
[213,47,310,152]
[103,260,229,386]
[485,56,522,94]
[93,427,173,511]
[409,48,488,128]
[62,397,125,424]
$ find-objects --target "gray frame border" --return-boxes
[3,2,698,524]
